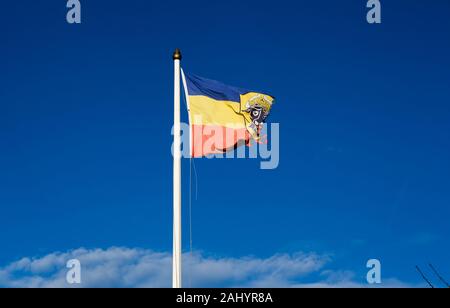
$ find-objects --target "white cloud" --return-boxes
[0,247,415,288]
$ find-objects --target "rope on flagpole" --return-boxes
[189,155,193,288]
[188,140,199,288]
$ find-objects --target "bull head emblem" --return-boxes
[243,94,273,131]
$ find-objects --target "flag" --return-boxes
[182,72,275,157]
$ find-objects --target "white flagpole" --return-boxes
[172,48,182,288]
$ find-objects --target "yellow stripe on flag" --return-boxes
[189,96,246,129]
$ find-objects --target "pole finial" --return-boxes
[173,48,182,60]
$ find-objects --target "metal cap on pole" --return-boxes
[173,48,182,60]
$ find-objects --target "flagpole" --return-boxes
[173,48,182,288]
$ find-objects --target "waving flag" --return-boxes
[182,71,275,157]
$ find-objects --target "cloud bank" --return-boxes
[0,247,413,288]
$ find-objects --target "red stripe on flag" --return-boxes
[191,125,250,158]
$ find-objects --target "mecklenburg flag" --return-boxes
[182,71,275,158]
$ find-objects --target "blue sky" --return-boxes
[0,0,449,287]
